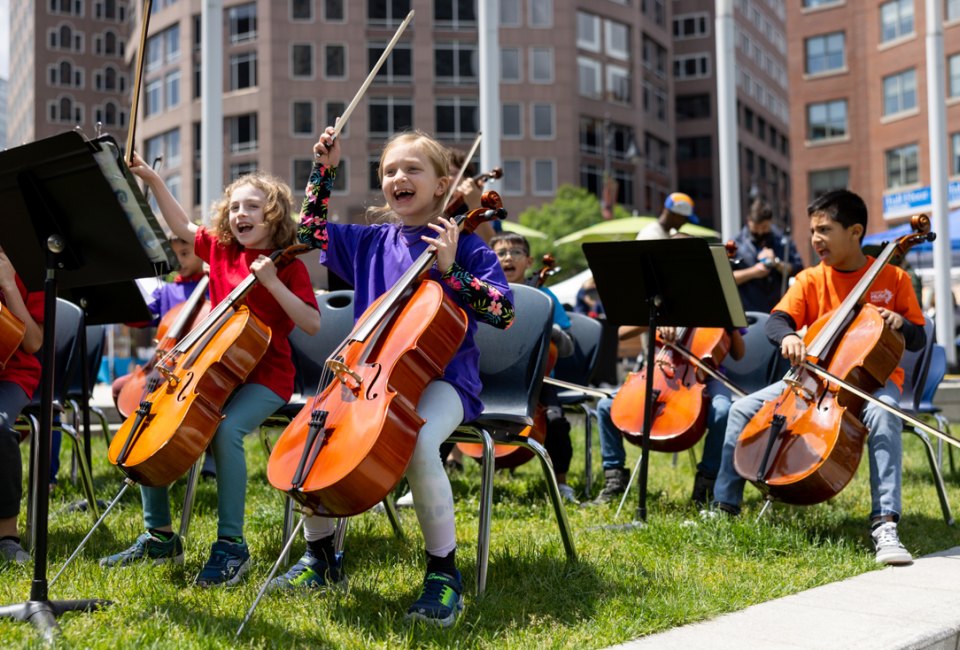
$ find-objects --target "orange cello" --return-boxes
[610,327,732,452]
[116,276,211,418]
[108,246,308,487]
[456,254,558,470]
[267,194,507,516]
[733,216,932,505]
[0,303,26,370]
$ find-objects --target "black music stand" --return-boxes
[583,238,746,522]
[0,131,174,640]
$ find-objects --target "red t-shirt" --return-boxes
[773,257,925,390]
[0,275,44,398]
[195,228,318,401]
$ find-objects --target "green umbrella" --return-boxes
[553,216,720,246]
[500,221,548,240]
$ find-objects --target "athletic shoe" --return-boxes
[267,549,346,592]
[405,570,464,628]
[194,539,250,587]
[99,532,184,567]
[0,539,30,564]
[557,483,580,505]
[871,521,913,565]
[396,490,414,508]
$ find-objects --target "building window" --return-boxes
[581,164,603,197]
[950,54,960,98]
[500,47,521,82]
[677,136,712,161]
[644,132,670,174]
[605,20,629,60]
[578,57,602,98]
[676,94,710,120]
[145,129,182,168]
[229,113,259,153]
[673,12,709,39]
[882,68,916,115]
[609,123,637,160]
[949,0,960,22]
[807,99,847,140]
[577,12,601,52]
[880,0,914,43]
[673,53,711,80]
[50,0,83,16]
[368,0,411,26]
[435,0,476,28]
[435,42,478,84]
[805,32,845,74]
[291,0,313,21]
[292,101,314,135]
[369,43,412,83]
[369,97,413,136]
[294,159,314,193]
[164,24,181,63]
[325,44,347,79]
[885,143,919,188]
[642,35,667,77]
[500,0,521,26]
[533,159,556,195]
[230,52,258,90]
[502,103,522,139]
[230,162,259,181]
[49,95,83,123]
[324,0,345,21]
[803,0,843,7]
[529,47,554,83]
[165,70,181,108]
[325,101,347,136]
[606,65,631,104]
[436,98,479,139]
[952,133,960,175]
[145,79,162,116]
[529,0,553,27]
[229,3,257,43]
[292,44,314,78]
[531,103,554,139]
[502,159,523,195]
[808,167,849,200]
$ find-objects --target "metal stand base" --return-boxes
[0,598,108,643]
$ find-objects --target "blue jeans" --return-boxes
[713,379,902,521]
[141,383,285,537]
[597,378,732,476]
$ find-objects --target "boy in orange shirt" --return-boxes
[711,189,926,565]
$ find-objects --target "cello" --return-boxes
[266,194,507,516]
[732,215,935,505]
[115,276,211,418]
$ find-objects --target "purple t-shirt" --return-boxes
[146,276,207,326]
[320,222,511,422]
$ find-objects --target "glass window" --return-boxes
[808,168,849,201]
[434,0,476,28]
[326,101,347,136]
[529,0,552,27]
[502,103,522,138]
[578,56,602,98]
[952,133,960,175]
[229,113,259,153]
[230,52,257,90]
[369,42,412,83]
[577,12,601,52]
[325,45,346,79]
[880,0,913,42]
[164,24,180,63]
[502,159,523,195]
[949,0,960,22]
[885,143,919,188]
[145,79,162,116]
[500,47,521,82]
[807,99,847,140]
[500,0,520,26]
[369,97,413,136]
[882,68,916,115]
[435,98,479,139]
[294,159,314,193]
[292,43,314,78]
[291,0,313,21]
[803,0,842,7]
[606,64,630,104]
[146,33,162,71]
[533,159,555,195]
[531,103,554,139]
[673,53,711,80]
[674,12,709,39]
[292,101,314,135]
[368,0,411,26]
[676,94,710,120]
[529,47,553,83]
[228,3,257,43]
[805,32,845,74]
[950,54,960,98]
[605,20,629,60]
[642,35,667,77]
[230,162,258,181]
[165,70,180,108]
[324,0,345,21]
[435,42,478,84]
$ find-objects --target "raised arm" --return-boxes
[129,152,196,243]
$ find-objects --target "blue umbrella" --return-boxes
[862,209,960,252]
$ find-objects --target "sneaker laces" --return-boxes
[415,573,459,609]
[873,522,903,548]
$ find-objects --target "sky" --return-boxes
[0,0,8,79]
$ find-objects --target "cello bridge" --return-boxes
[326,359,362,387]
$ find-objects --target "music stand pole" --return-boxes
[634,295,662,521]
[0,239,107,641]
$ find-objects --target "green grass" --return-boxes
[1,417,958,649]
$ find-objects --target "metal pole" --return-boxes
[716,0,741,240]
[478,0,501,180]
[200,0,224,223]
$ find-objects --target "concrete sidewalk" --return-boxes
[615,546,960,650]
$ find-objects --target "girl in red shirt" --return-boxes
[99,155,320,587]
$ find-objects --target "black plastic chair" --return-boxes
[448,283,577,595]
[63,323,110,462]
[552,312,604,495]
[897,317,953,525]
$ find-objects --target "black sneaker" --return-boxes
[405,570,464,628]
[589,467,629,504]
[99,532,184,567]
[267,549,346,592]
[194,539,250,587]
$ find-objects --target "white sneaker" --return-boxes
[871,521,913,565]
[396,490,414,508]
[0,538,30,564]
[557,483,580,505]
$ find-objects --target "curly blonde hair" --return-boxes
[366,130,451,223]
[209,172,298,248]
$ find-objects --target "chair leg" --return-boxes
[906,428,954,526]
[24,414,39,552]
[517,435,577,562]
[179,457,204,541]
[381,495,404,540]
[452,427,497,597]
[579,404,594,497]
[59,423,100,520]
[280,495,295,565]
[933,414,955,477]
[333,517,348,555]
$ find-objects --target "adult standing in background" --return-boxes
[731,198,804,313]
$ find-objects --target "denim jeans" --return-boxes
[713,379,902,520]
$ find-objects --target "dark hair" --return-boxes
[748,198,773,223]
[807,189,868,242]
[447,148,477,177]
[489,232,529,255]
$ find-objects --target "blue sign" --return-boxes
[883,181,960,218]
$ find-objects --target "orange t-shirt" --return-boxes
[772,257,924,390]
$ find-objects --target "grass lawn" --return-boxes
[1,415,958,649]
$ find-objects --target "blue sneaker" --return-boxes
[267,549,346,592]
[99,532,184,567]
[194,539,250,587]
[405,570,464,627]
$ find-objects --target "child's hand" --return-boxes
[780,333,806,366]
[250,254,279,287]
[878,307,905,331]
[312,125,341,169]
[128,151,160,185]
[423,216,460,274]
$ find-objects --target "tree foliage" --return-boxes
[516,184,631,281]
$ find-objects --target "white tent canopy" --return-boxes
[544,269,593,309]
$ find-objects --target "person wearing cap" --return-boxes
[731,198,804,313]
[636,192,699,241]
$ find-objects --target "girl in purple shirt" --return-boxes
[269,127,514,627]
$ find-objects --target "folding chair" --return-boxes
[552,312,604,495]
[448,283,577,595]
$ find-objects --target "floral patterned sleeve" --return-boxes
[297,163,337,250]
[441,262,514,329]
